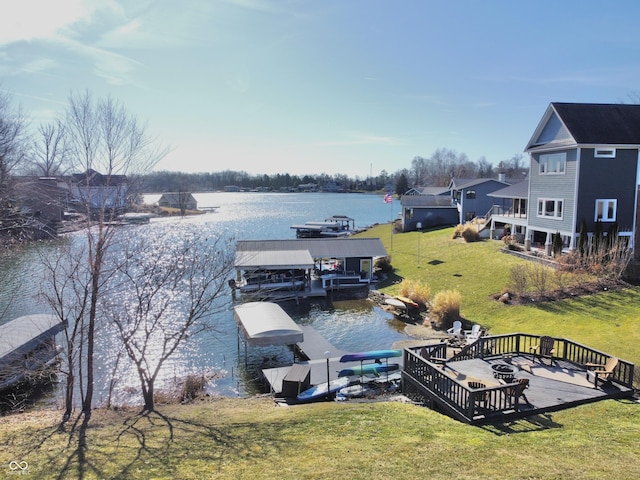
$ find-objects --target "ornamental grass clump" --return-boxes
[398,278,431,306]
[460,224,481,242]
[429,289,461,326]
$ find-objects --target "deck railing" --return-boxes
[403,334,635,422]
[403,347,523,422]
[446,333,634,387]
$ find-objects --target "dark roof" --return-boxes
[450,178,509,190]
[236,238,388,259]
[552,103,640,145]
[71,169,127,186]
[159,192,197,202]
[400,195,455,208]
[487,180,528,199]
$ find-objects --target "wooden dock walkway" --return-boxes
[294,325,348,361]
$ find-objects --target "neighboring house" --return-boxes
[321,181,345,193]
[298,183,318,192]
[404,186,450,196]
[69,169,128,211]
[490,102,640,256]
[448,177,510,224]
[486,180,529,241]
[15,177,67,224]
[158,192,198,211]
[400,195,458,232]
[399,175,510,231]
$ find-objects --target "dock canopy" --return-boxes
[234,249,314,270]
[234,302,304,347]
[0,314,65,366]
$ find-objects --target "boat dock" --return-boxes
[0,314,66,390]
[263,324,402,396]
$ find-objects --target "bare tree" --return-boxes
[29,120,70,177]
[43,91,167,423]
[104,230,234,411]
[0,88,30,234]
[410,156,427,185]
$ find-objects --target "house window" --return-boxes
[595,199,617,221]
[537,198,563,219]
[466,190,476,199]
[594,148,616,158]
[452,190,461,201]
[539,153,566,175]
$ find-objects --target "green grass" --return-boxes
[2,397,639,479]
[1,224,639,479]
[362,224,640,366]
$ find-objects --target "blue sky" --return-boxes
[2,1,640,177]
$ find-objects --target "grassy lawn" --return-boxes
[360,224,640,367]
[1,223,638,479]
[2,397,638,479]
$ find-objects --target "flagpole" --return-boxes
[383,191,393,252]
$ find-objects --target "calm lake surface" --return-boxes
[0,192,411,405]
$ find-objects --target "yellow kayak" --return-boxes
[396,295,419,308]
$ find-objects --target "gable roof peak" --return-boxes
[527,102,640,151]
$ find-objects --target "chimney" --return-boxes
[498,172,506,183]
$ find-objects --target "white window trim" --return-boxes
[537,198,564,219]
[539,152,566,175]
[594,199,617,222]
[594,148,616,158]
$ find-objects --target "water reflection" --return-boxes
[1,192,403,405]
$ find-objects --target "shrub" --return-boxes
[452,224,464,239]
[508,264,529,296]
[460,225,481,243]
[180,374,208,402]
[552,231,563,257]
[375,255,393,273]
[399,278,431,306]
[430,289,461,325]
[529,262,551,298]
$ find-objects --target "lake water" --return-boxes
[0,192,410,405]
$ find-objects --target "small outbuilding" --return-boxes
[157,192,198,211]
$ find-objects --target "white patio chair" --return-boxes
[463,324,482,343]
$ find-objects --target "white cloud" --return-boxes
[0,0,92,45]
[313,133,405,147]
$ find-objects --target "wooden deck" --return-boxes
[402,334,635,424]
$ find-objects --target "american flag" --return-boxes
[383,192,393,203]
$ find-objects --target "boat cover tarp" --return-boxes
[234,302,304,347]
[234,249,314,270]
[0,314,65,366]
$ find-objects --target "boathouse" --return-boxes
[233,237,388,300]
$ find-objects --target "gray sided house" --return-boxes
[69,169,128,211]
[400,195,458,232]
[400,176,510,232]
[486,180,529,242]
[522,103,640,254]
[449,177,510,224]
